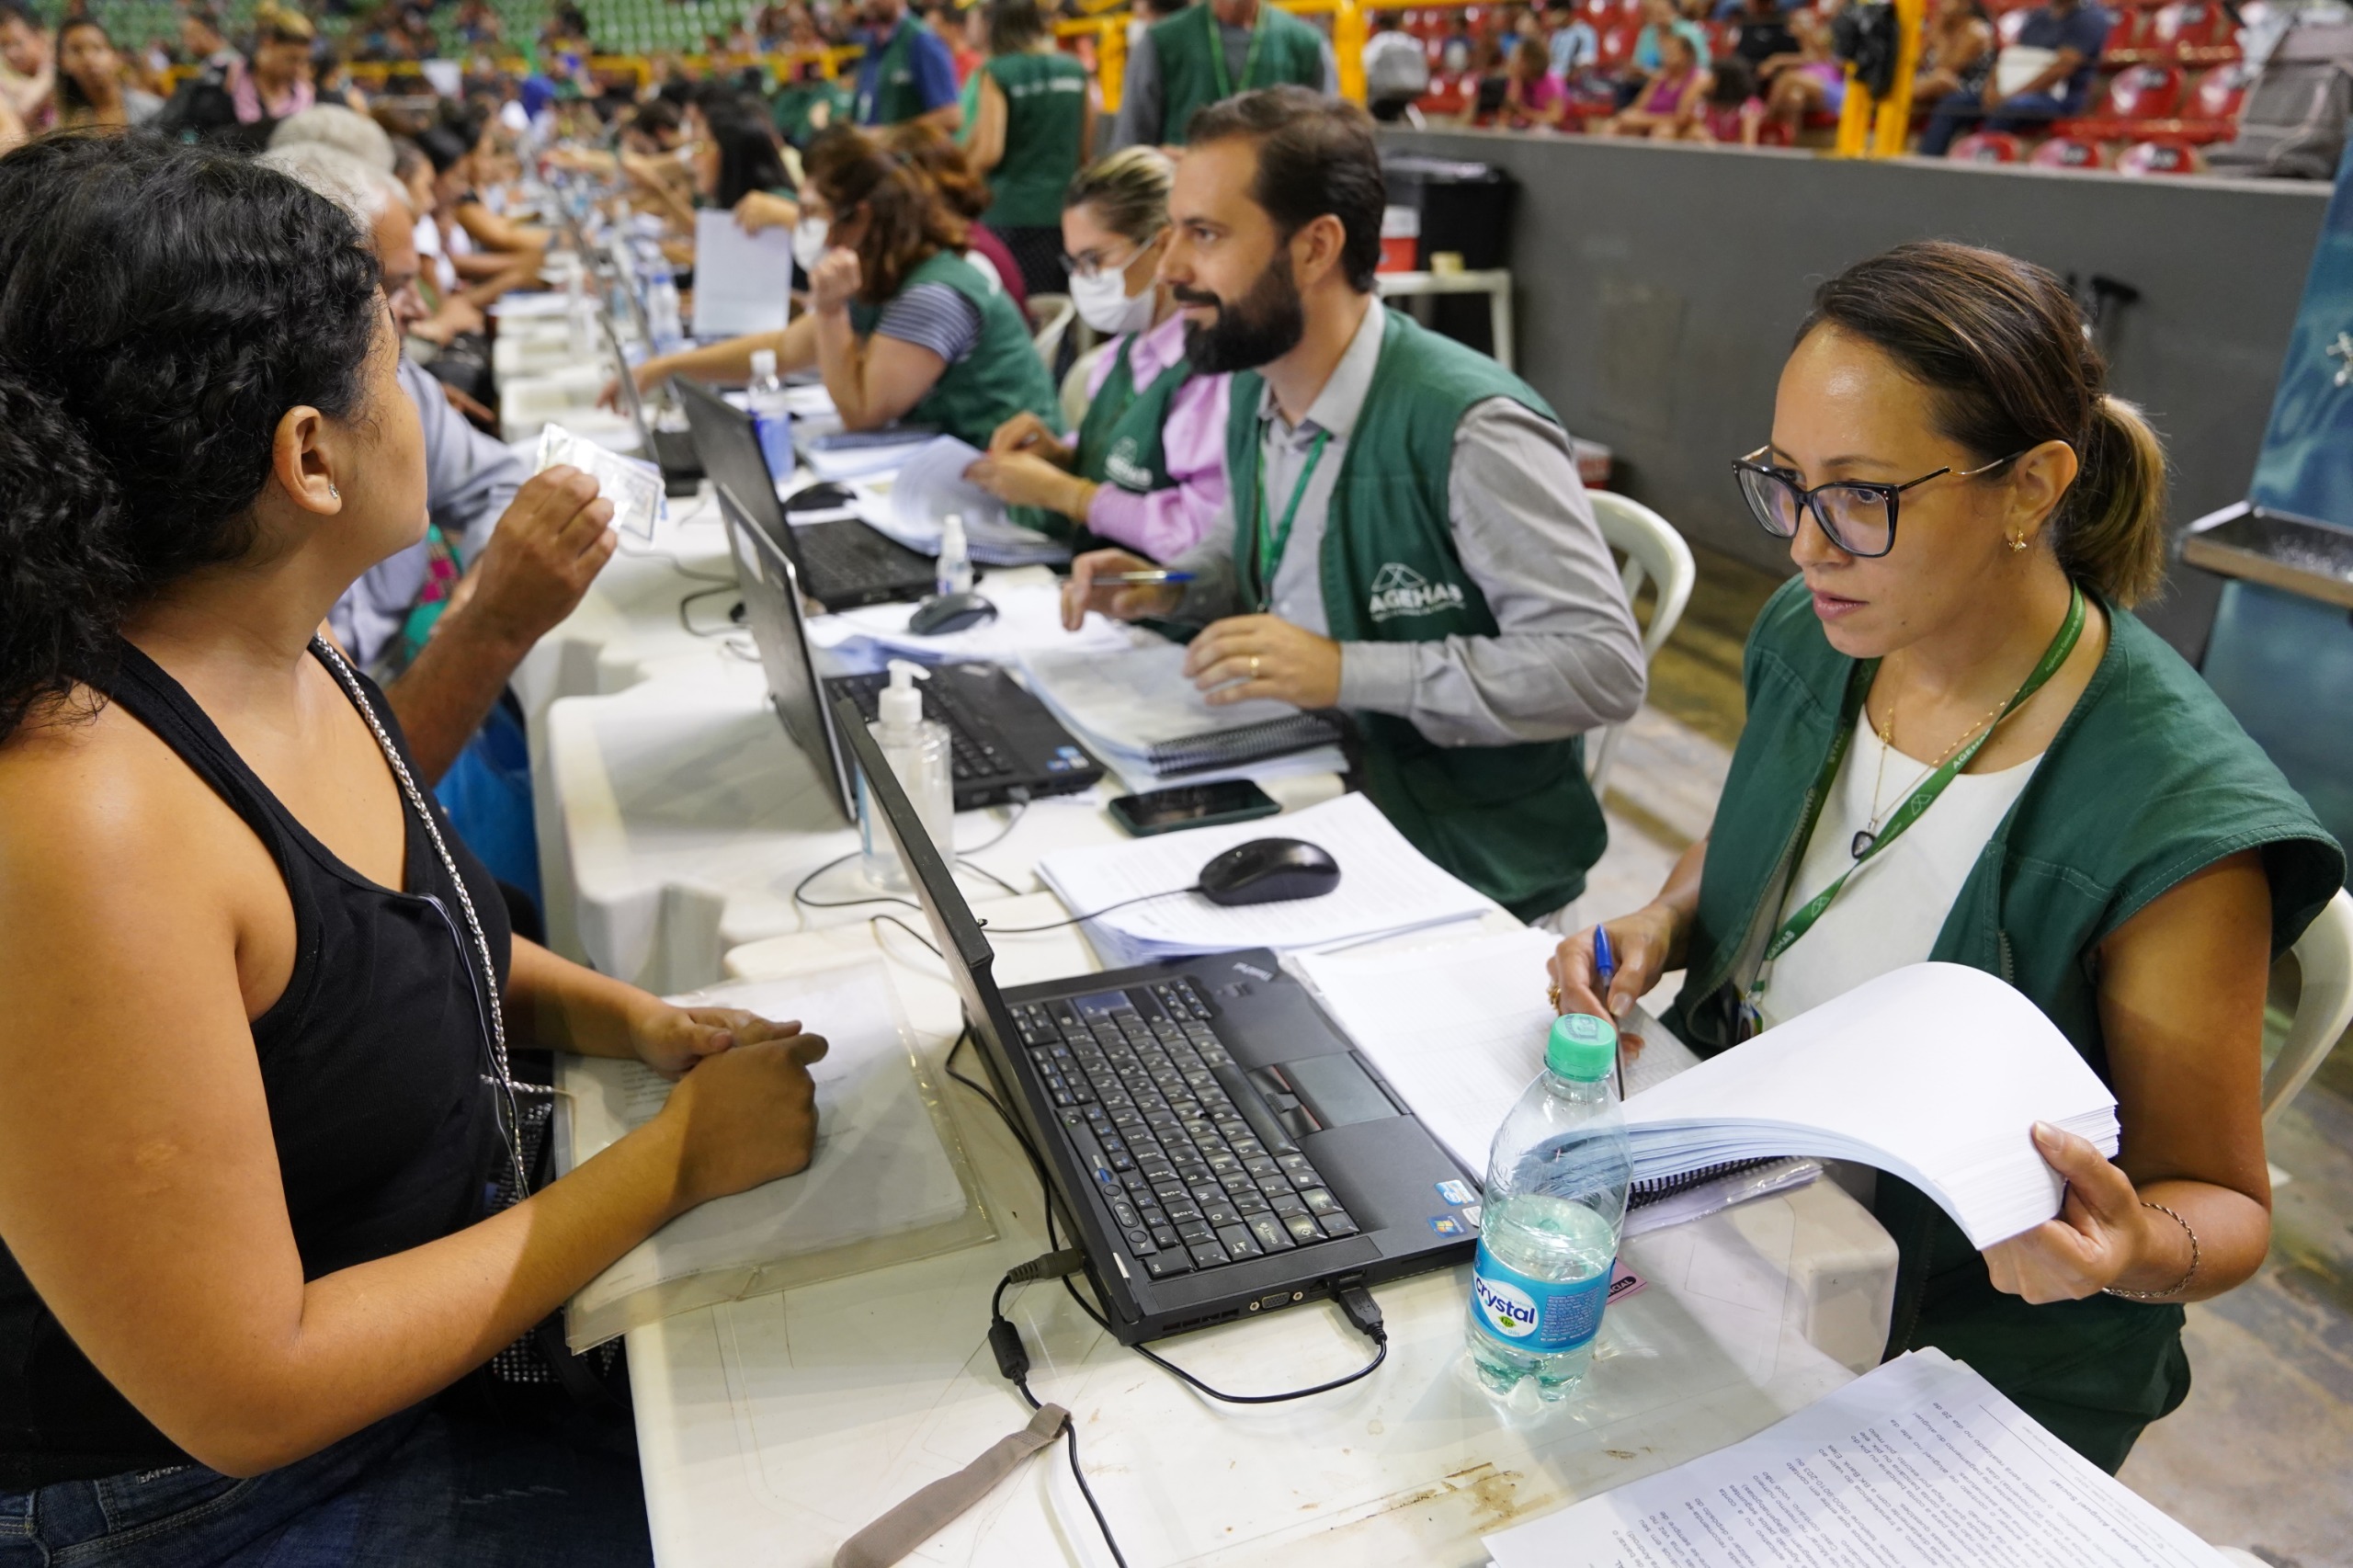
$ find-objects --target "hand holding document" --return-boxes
[690,209,793,336]
[865,437,1069,566]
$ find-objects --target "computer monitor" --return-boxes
[829,691,1059,1176]
[676,377,791,544]
[715,483,856,821]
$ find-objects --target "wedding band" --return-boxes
[1250,655,1261,679]
[1547,983,1561,1012]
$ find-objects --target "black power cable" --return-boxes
[979,884,1203,935]
[991,1251,1129,1568]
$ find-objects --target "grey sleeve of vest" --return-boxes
[1318,36,1341,94]
[1335,397,1648,747]
[1109,30,1162,150]
[1162,496,1243,619]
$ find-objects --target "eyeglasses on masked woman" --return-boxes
[1731,447,2023,558]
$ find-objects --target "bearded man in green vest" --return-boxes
[1063,87,1647,920]
[1110,0,1338,149]
[850,0,963,132]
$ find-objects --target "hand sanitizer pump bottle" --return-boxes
[858,660,953,892]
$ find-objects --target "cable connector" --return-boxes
[1336,1278,1386,1346]
[1007,1248,1086,1286]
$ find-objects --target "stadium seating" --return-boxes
[2116,134,2204,173]
[2029,132,2109,166]
[1949,130,2027,161]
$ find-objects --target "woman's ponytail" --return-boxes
[2060,393,2168,608]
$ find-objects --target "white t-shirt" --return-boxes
[1756,710,2041,1030]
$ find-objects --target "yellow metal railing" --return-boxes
[1832,0,1925,158]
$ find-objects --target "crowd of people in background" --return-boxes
[0,0,2131,165]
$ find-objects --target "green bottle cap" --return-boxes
[1547,1013,1619,1082]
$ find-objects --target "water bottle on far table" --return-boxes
[746,348,794,480]
[1465,1013,1631,1403]
[643,256,685,355]
[935,512,973,597]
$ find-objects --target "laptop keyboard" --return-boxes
[796,519,928,593]
[835,675,1009,783]
[1006,978,1359,1281]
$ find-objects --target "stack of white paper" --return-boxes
[804,435,937,483]
[811,580,1131,665]
[1619,962,2117,1248]
[1485,1349,2230,1568]
[1019,640,1347,790]
[689,210,792,336]
[1028,791,1492,966]
[854,437,1070,566]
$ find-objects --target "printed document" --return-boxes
[690,210,793,337]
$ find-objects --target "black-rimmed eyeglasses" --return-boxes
[1732,447,2023,558]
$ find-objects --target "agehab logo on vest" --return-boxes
[1105,437,1152,491]
[1367,562,1465,624]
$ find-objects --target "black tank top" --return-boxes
[0,642,509,1488]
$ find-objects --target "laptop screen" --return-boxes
[676,378,790,546]
[714,484,855,821]
[830,691,1064,1182]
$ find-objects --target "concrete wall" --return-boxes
[1380,131,2330,656]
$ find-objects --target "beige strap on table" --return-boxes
[833,1403,1071,1568]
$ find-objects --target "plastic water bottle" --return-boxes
[565,268,597,356]
[858,661,953,892]
[644,256,686,355]
[1465,1013,1632,1403]
[746,348,794,480]
[935,512,973,597]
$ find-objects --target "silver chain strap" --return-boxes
[312,639,546,1201]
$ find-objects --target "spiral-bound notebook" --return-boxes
[1146,711,1347,776]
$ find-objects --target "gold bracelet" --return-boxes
[2103,1200,2200,1301]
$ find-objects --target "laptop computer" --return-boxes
[677,378,938,611]
[835,689,1479,1344]
[598,315,703,496]
[720,484,1102,815]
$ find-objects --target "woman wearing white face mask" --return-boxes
[612,125,1059,449]
[964,147,1231,561]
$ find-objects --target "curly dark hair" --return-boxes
[0,132,384,744]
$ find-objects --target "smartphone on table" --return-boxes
[1107,779,1282,837]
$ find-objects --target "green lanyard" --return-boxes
[1745,584,2086,1018]
[1248,426,1329,609]
[1206,0,1269,100]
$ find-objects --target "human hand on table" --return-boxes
[1547,904,1679,1049]
[1062,547,1183,629]
[652,1026,832,1203]
[629,999,809,1080]
[1980,1123,2179,1303]
[965,449,1091,517]
[1182,614,1341,710]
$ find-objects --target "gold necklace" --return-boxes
[1852,683,2018,859]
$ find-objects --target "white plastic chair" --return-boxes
[1028,292,1075,369]
[2265,886,2353,1124]
[1061,342,1109,430]
[1585,490,1696,797]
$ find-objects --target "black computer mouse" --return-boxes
[783,481,857,514]
[1197,837,1342,906]
[909,591,999,636]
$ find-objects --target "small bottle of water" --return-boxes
[746,348,794,480]
[1466,1013,1631,1403]
[643,256,686,355]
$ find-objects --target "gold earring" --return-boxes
[2007,533,2027,552]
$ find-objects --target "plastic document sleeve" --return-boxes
[552,960,995,1351]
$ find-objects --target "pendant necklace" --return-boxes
[1851,682,2015,859]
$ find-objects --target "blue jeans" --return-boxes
[0,1393,651,1567]
[1918,87,2077,155]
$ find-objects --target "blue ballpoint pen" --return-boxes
[1592,925,1626,1100]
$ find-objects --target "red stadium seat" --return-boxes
[1582,0,1620,24]
[2152,1,2226,56]
[1949,131,2026,161]
[1597,18,1643,70]
[1415,71,1474,117]
[2117,136,2203,174]
[1709,19,1741,58]
[2101,5,2154,61]
[2029,134,2109,167]
[2189,62,2247,119]
[2105,62,2185,118]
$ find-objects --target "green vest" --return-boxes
[981,51,1087,230]
[1665,575,2344,1471]
[1011,328,1193,551]
[849,250,1063,449]
[771,76,852,148]
[1150,1,1327,144]
[856,17,928,125]
[1225,309,1608,920]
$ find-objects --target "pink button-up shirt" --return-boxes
[1081,312,1230,563]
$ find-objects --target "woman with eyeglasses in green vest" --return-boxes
[616,124,1060,450]
[1548,242,2343,1474]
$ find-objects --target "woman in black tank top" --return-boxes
[0,134,828,1567]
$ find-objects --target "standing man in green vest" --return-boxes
[852,0,963,132]
[1110,0,1338,150]
[1063,88,1647,919]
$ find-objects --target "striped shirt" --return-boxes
[872,281,981,363]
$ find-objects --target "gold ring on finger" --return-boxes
[1250,654,1261,679]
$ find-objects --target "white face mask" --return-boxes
[1071,260,1155,336]
[791,216,831,274]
